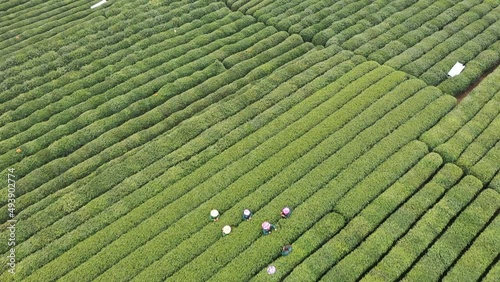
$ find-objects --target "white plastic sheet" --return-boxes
[91,0,107,9]
[448,62,465,77]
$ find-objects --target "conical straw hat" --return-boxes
[222,225,231,234]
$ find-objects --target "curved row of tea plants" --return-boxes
[2,39,372,280]
[421,66,500,184]
[15,54,376,280]
[223,0,500,96]
[1,0,499,281]
[0,0,223,104]
[0,13,259,180]
[0,2,230,129]
[249,152,443,281]
[0,8,273,215]
[208,86,455,281]
[130,68,428,281]
[0,0,90,44]
[131,70,449,279]
[0,36,314,269]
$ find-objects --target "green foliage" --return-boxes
[434,100,500,163]
[483,261,500,282]
[456,112,500,169]
[0,10,282,183]
[4,43,348,280]
[250,212,346,282]
[222,31,288,69]
[107,63,396,282]
[333,140,429,219]
[287,155,445,281]
[1,56,222,198]
[469,141,500,183]
[0,1,226,114]
[403,189,499,281]
[421,67,500,149]
[362,174,483,281]
[2,1,500,280]
[322,154,444,281]
[443,206,500,281]
[491,173,500,193]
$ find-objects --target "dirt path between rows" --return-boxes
[456,64,498,103]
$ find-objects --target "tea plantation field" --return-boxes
[0,0,498,281]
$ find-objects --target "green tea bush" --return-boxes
[443,202,500,281]
[209,76,454,281]
[287,161,450,281]
[255,152,442,282]
[322,154,444,282]
[0,9,96,62]
[172,92,438,280]
[0,12,258,162]
[3,54,219,177]
[436,101,500,164]
[250,212,345,282]
[78,62,390,282]
[0,58,225,210]
[333,140,429,219]
[222,31,288,69]
[469,141,500,183]
[403,189,499,281]
[0,1,223,113]
[490,173,500,193]
[56,63,378,280]
[5,43,317,279]
[361,174,482,282]
[473,47,500,70]
[421,67,500,148]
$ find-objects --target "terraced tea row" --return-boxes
[362,177,498,282]
[0,38,364,278]
[4,50,360,281]
[0,11,294,219]
[0,0,89,43]
[0,38,316,249]
[1,1,320,272]
[2,53,454,280]
[81,65,450,279]
[421,66,500,186]
[250,153,444,281]
[0,0,222,103]
[206,83,456,281]
[137,73,442,281]
[225,0,500,96]
[1,0,499,281]
[274,164,498,281]
[0,0,98,55]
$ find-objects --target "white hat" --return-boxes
[222,225,231,235]
[243,209,251,216]
[267,265,276,274]
[210,209,219,217]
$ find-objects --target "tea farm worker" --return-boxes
[210,209,220,222]
[281,245,292,256]
[281,207,291,218]
[222,225,231,236]
[242,209,252,221]
[262,221,277,235]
